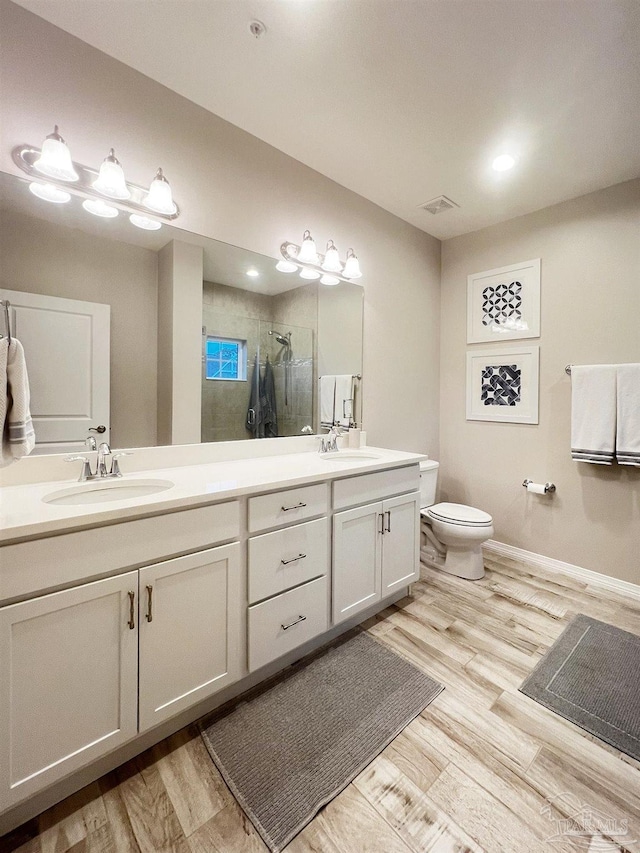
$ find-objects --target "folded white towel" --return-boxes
[570,365,616,464]
[319,374,336,427]
[334,374,353,428]
[1,338,36,467]
[616,363,640,467]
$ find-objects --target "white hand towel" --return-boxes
[616,363,640,467]
[1,338,36,467]
[320,375,336,427]
[334,374,353,428]
[570,365,616,464]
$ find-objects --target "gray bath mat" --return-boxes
[520,614,640,760]
[199,630,443,852]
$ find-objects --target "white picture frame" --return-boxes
[467,258,540,343]
[466,346,539,424]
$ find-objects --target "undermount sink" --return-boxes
[319,450,382,462]
[43,479,175,507]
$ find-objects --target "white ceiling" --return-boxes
[13,0,640,240]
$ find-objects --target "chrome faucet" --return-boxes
[317,425,345,454]
[66,437,132,481]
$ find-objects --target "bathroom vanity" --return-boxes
[0,440,423,832]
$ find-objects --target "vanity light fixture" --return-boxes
[129,213,162,231]
[144,168,177,215]
[13,128,180,232]
[93,149,130,199]
[33,126,79,182]
[28,181,71,204]
[82,198,119,218]
[277,231,363,284]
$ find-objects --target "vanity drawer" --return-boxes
[248,517,328,604]
[333,465,420,511]
[0,501,240,603]
[248,576,328,671]
[248,483,328,533]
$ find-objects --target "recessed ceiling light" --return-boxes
[492,154,516,172]
[246,268,259,277]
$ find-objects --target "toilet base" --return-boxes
[420,543,485,580]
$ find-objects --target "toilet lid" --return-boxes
[427,502,492,526]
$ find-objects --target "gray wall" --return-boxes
[0,208,158,448]
[0,0,441,457]
[440,179,640,584]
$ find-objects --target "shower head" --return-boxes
[268,330,290,347]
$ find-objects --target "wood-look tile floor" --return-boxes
[4,553,640,853]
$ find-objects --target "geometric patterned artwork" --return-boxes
[481,364,521,406]
[467,346,539,423]
[467,259,540,343]
[482,281,522,327]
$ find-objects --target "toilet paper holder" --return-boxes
[523,479,556,494]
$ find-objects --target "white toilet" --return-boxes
[419,460,493,580]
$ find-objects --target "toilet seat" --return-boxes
[426,502,492,527]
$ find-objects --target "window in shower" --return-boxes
[205,336,247,381]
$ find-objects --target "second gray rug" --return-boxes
[200,630,443,853]
[520,613,640,760]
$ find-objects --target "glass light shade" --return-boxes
[82,198,118,218]
[144,168,177,215]
[299,268,321,280]
[276,260,298,273]
[130,213,162,231]
[93,149,130,199]
[33,127,79,182]
[28,181,71,204]
[342,249,362,279]
[322,240,342,273]
[297,230,318,264]
[320,274,340,286]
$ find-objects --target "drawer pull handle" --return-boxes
[281,615,307,631]
[281,553,307,566]
[281,502,307,512]
[146,585,153,622]
[127,590,135,630]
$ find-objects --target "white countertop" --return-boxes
[0,446,425,543]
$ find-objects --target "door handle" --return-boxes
[145,585,153,622]
[385,510,391,533]
[89,425,106,434]
[127,590,135,630]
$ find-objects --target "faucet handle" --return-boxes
[65,455,93,482]
[85,436,97,451]
[110,451,133,478]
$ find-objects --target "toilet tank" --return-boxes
[419,460,439,508]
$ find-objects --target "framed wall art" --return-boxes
[466,346,539,424]
[467,258,540,343]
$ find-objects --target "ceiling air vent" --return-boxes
[419,195,460,215]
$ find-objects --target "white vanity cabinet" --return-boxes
[138,543,241,732]
[0,572,139,810]
[332,466,421,625]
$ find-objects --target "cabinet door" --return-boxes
[381,492,421,595]
[332,502,382,625]
[138,543,241,732]
[0,573,138,811]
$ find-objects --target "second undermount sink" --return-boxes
[319,450,382,462]
[43,479,175,507]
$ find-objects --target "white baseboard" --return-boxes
[483,539,640,602]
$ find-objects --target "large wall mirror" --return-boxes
[0,171,363,453]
